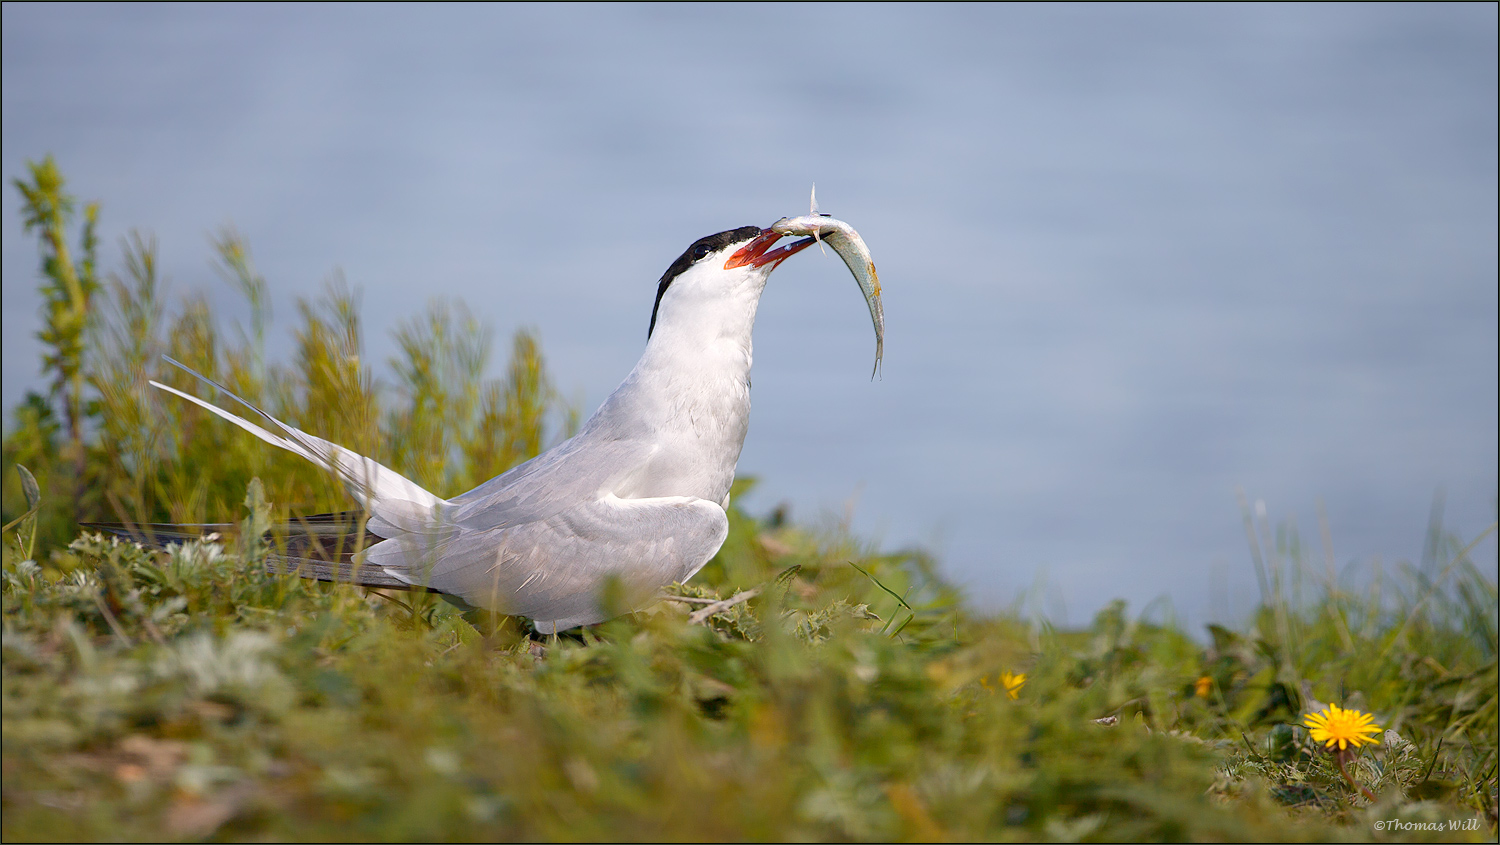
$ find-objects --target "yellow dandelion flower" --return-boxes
[999,671,1025,700]
[1302,703,1381,751]
[1194,676,1213,698]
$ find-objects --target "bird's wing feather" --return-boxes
[151,358,664,544]
[370,494,728,632]
[152,358,443,517]
[443,383,660,530]
[445,435,649,529]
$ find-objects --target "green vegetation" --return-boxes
[4,161,1496,841]
[3,161,573,554]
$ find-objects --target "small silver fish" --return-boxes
[771,192,884,377]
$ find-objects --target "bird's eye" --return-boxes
[692,244,712,261]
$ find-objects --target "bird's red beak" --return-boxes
[724,229,817,270]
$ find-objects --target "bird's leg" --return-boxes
[525,626,587,646]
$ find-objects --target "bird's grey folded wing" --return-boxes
[371,493,728,631]
[443,366,670,532]
[444,430,652,531]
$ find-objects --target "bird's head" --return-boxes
[648,226,816,338]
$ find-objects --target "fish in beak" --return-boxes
[768,212,885,379]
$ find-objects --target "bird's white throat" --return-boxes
[600,264,771,504]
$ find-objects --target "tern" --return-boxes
[104,222,882,633]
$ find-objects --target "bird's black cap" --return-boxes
[649,226,763,338]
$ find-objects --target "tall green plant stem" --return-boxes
[13,155,100,518]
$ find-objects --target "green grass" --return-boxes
[3,483,1495,841]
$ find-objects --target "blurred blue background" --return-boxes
[4,3,1495,627]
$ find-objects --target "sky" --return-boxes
[3,3,1496,629]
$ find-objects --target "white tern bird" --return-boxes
[103,221,883,633]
